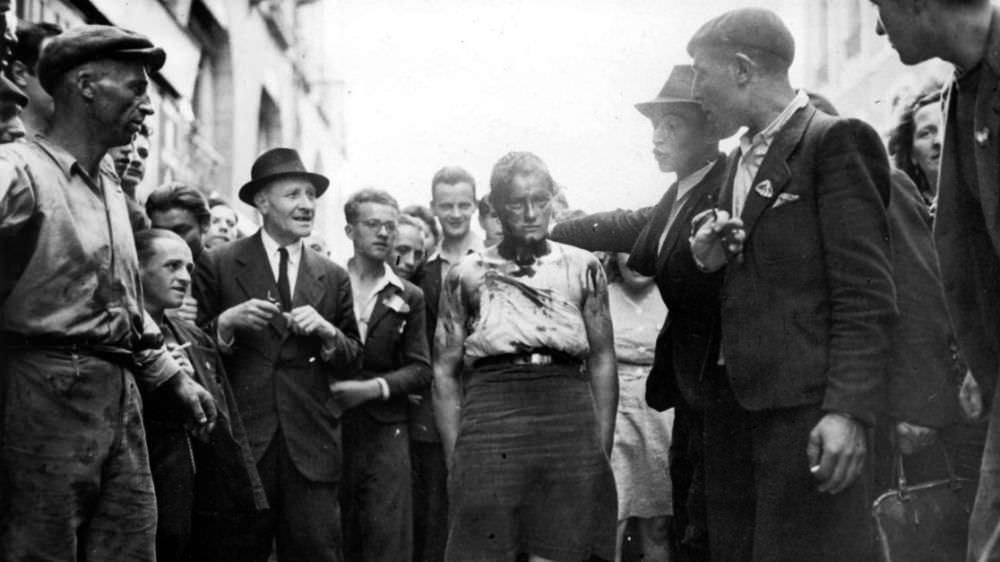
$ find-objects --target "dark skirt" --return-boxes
[445,363,617,562]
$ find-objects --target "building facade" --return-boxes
[15,0,347,239]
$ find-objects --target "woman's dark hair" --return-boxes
[889,88,943,199]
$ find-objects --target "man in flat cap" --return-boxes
[0,24,217,561]
[870,1,1000,559]
[550,64,725,562]
[686,8,896,561]
[193,147,363,562]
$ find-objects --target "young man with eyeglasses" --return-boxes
[342,188,431,562]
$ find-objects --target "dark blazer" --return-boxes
[550,156,728,411]
[885,170,959,428]
[935,4,1000,405]
[715,104,896,425]
[144,314,268,516]
[409,258,445,442]
[355,279,431,424]
[193,231,362,483]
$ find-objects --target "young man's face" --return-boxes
[650,105,714,174]
[691,50,744,137]
[495,174,553,244]
[204,204,238,249]
[431,181,476,241]
[149,207,205,257]
[871,0,931,65]
[140,236,193,314]
[347,202,398,262]
[390,223,426,280]
[256,177,317,245]
[110,134,150,192]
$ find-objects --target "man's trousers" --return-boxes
[0,349,157,562]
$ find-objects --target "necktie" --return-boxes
[277,247,292,310]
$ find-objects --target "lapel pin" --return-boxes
[976,127,991,146]
[754,179,774,199]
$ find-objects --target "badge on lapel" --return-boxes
[754,179,774,199]
[772,192,800,209]
[976,127,991,147]
[384,294,410,315]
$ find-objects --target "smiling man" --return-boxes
[0,25,216,561]
[193,147,363,562]
[869,1,1000,559]
[686,8,896,561]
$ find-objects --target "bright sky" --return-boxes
[334,0,793,219]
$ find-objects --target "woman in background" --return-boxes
[604,251,672,562]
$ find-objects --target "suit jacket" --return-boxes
[885,170,959,428]
[936,4,1000,405]
[144,314,269,515]
[194,231,363,483]
[354,279,431,424]
[715,104,896,425]
[550,156,728,411]
[409,257,445,442]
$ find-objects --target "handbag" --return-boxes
[872,444,977,562]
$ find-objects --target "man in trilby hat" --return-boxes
[0,24,216,561]
[193,147,362,562]
[550,64,724,562]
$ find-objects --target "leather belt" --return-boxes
[1,333,137,369]
[472,349,581,370]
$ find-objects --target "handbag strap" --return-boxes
[893,439,963,495]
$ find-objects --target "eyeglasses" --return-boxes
[358,219,397,233]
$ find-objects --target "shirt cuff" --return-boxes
[375,377,390,400]
[217,327,235,353]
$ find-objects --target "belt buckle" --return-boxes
[528,353,552,365]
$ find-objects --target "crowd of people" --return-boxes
[4,1,1000,561]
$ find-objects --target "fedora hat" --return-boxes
[239,148,330,205]
[635,65,701,119]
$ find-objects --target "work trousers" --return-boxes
[0,349,157,562]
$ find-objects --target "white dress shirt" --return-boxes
[731,90,809,218]
[260,228,303,301]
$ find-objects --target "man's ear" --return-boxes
[344,223,356,242]
[76,69,98,102]
[9,61,29,88]
[732,53,754,86]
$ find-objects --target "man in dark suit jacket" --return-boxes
[687,9,896,561]
[194,148,362,562]
[340,189,431,561]
[870,1,1000,557]
[550,64,723,562]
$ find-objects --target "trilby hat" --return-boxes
[239,147,330,206]
[635,65,702,119]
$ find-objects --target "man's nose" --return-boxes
[875,17,885,37]
[138,95,154,117]
[177,267,192,286]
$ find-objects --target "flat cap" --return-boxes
[37,25,166,94]
[686,8,794,67]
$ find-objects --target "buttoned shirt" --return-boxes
[260,229,303,301]
[349,261,405,344]
[659,159,718,255]
[0,135,178,388]
[732,90,809,218]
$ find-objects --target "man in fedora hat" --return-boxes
[550,64,724,562]
[194,146,362,562]
[686,8,895,560]
[0,24,217,561]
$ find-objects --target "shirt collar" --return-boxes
[33,134,115,185]
[740,89,809,154]
[427,245,477,265]
[348,258,406,293]
[260,228,303,263]
[676,158,718,196]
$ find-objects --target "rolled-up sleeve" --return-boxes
[131,311,183,389]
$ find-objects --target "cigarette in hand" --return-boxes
[810,464,821,474]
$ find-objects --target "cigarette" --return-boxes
[810,465,821,474]
[174,342,192,350]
